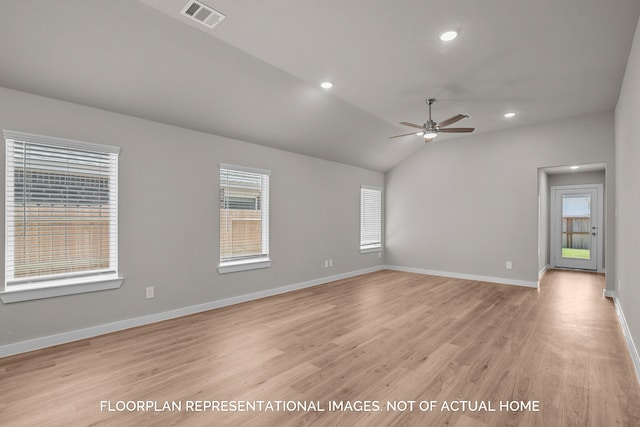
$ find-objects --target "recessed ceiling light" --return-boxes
[416,131,424,136]
[504,112,516,118]
[439,30,459,42]
[320,81,334,89]
[570,165,580,170]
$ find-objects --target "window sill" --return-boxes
[360,246,383,254]
[0,275,123,303]
[218,258,272,274]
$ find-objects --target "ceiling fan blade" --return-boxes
[437,114,469,128]
[399,121,423,129]
[438,127,475,133]
[389,131,421,139]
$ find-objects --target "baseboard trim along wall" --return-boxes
[0,266,385,358]
[539,264,551,279]
[385,265,539,288]
[7,266,622,359]
[607,291,640,385]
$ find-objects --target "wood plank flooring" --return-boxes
[2,269,639,426]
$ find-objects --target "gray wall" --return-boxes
[0,87,384,346]
[615,18,640,354]
[386,112,615,287]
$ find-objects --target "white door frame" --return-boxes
[550,184,604,272]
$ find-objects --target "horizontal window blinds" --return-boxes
[219,165,270,264]
[5,132,119,284]
[360,186,382,250]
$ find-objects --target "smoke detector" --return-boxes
[181,1,225,28]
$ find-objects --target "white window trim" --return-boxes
[2,130,122,302]
[0,275,123,303]
[218,163,271,274]
[219,163,271,177]
[3,130,120,154]
[217,257,272,274]
[360,185,383,254]
[360,245,383,254]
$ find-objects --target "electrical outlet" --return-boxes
[329,259,333,267]
[506,261,513,270]
[324,260,329,268]
[146,286,154,299]
[378,252,382,258]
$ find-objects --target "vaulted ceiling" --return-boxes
[0,0,638,172]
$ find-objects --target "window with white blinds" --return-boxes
[360,185,382,252]
[4,131,119,288]
[219,164,270,273]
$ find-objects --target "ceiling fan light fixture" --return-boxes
[439,30,459,42]
[389,98,474,140]
[424,131,438,139]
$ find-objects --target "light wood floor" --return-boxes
[2,270,639,426]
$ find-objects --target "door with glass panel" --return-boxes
[551,185,602,271]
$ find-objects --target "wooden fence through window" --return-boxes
[13,204,111,278]
[562,216,590,249]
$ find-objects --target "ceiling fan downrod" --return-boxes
[424,98,437,137]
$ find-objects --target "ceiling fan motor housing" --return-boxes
[424,120,437,132]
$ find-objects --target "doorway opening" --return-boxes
[550,184,603,271]
[538,163,606,277]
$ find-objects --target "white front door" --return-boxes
[551,185,603,271]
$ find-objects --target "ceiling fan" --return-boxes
[390,98,474,142]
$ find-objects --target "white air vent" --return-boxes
[181,1,225,28]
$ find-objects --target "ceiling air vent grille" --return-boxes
[181,1,225,28]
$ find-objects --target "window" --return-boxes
[360,185,382,253]
[220,190,260,210]
[218,164,271,273]
[2,130,121,303]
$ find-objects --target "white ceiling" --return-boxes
[0,0,638,172]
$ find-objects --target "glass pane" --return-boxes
[561,194,591,259]
[360,187,382,249]
[8,140,116,281]
[219,168,268,262]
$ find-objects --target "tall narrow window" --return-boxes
[360,185,382,253]
[4,130,120,300]
[218,164,271,273]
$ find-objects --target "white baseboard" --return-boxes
[385,265,538,288]
[538,264,551,279]
[0,265,384,358]
[607,291,640,385]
